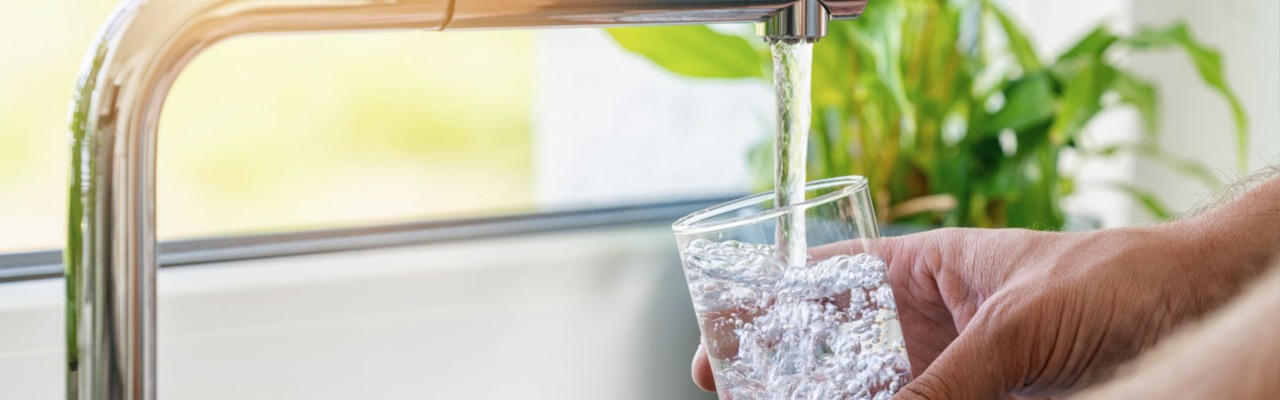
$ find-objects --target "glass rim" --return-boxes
[672,176,869,235]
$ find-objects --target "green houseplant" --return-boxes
[608,0,1247,229]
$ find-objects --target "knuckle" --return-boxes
[897,377,953,400]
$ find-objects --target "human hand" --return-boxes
[692,224,1242,399]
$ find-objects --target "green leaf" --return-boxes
[606,26,766,79]
[1050,57,1116,143]
[848,1,917,136]
[1111,69,1159,139]
[1058,26,1118,63]
[812,21,853,107]
[1126,22,1249,173]
[1104,182,1173,220]
[986,72,1054,135]
[986,2,1041,71]
[1050,26,1125,145]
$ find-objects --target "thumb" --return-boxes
[894,325,1011,400]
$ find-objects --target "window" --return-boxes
[0,2,766,256]
[154,31,539,240]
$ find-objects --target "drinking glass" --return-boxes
[672,176,912,399]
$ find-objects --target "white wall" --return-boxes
[1130,0,1280,215]
[532,29,771,208]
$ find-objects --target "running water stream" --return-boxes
[771,40,813,268]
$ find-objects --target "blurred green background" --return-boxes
[0,2,537,252]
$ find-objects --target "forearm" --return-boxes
[1166,172,1280,310]
[1072,261,1280,399]
[1073,172,1280,398]
[1185,170,1280,265]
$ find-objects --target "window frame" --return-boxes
[0,197,734,283]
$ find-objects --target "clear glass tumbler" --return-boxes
[673,176,911,399]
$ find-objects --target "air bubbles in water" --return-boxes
[683,239,912,399]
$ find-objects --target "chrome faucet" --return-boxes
[65,0,866,399]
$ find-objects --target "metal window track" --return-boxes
[0,197,734,283]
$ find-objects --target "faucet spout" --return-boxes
[445,0,867,41]
[758,0,842,42]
